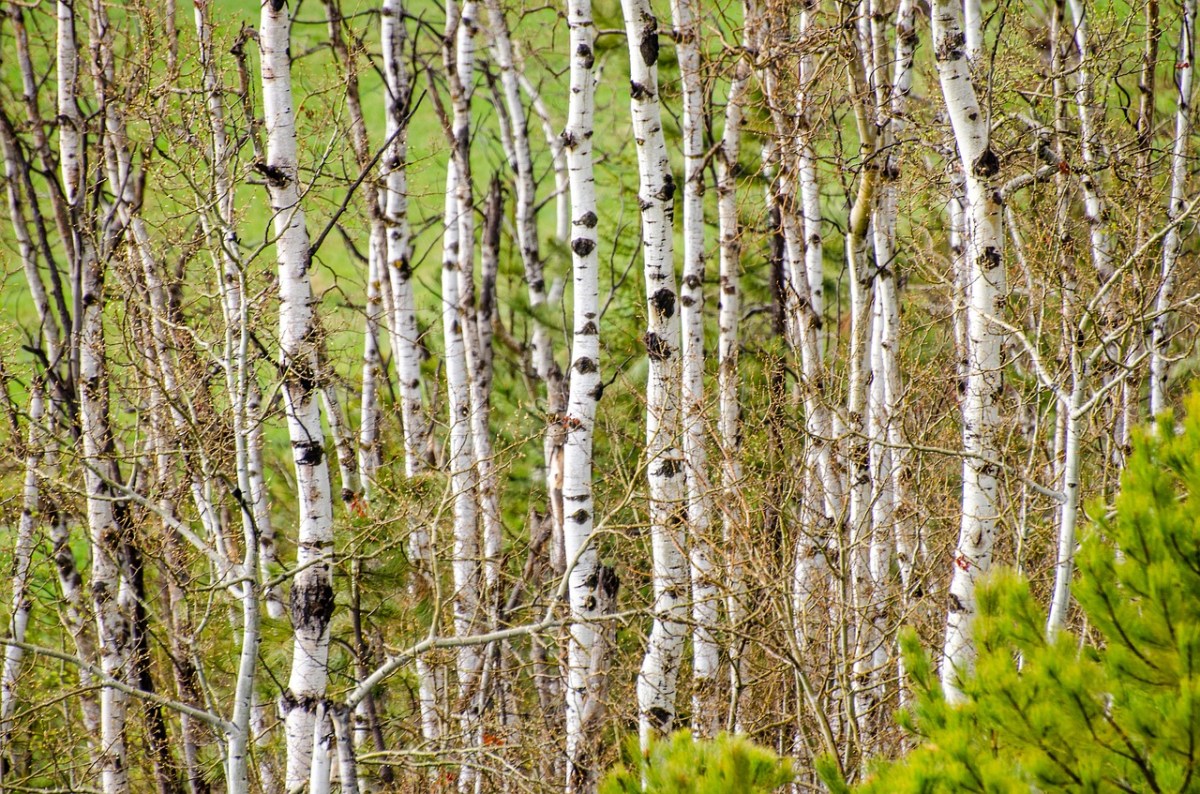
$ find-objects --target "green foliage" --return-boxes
[824,393,1200,793]
[599,731,794,794]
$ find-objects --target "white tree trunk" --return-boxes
[1066,0,1115,287]
[886,0,918,609]
[81,217,133,794]
[932,0,1007,703]
[517,71,571,243]
[443,5,492,784]
[486,0,568,572]
[76,8,136,791]
[562,0,608,786]
[716,0,755,734]
[1,385,45,783]
[619,0,688,748]
[441,158,483,787]
[1150,0,1195,416]
[324,0,387,498]
[381,0,443,744]
[260,3,337,784]
[761,6,839,636]
[669,0,719,739]
[359,225,386,494]
[1046,386,1083,637]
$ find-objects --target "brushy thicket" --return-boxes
[818,392,1200,793]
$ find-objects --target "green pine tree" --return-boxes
[826,393,1200,793]
[600,730,795,794]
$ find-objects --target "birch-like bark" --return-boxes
[381,0,442,743]
[359,226,386,494]
[309,705,333,794]
[485,0,568,566]
[443,5,490,782]
[259,3,337,784]
[41,417,101,751]
[440,160,483,785]
[518,71,571,243]
[73,6,137,790]
[716,0,755,733]
[1150,0,1195,416]
[667,0,719,739]
[2,23,96,747]
[247,385,286,619]
[619,0,688,748]
[330,706,361,794]
[885,0,917,606]
[323,0,387,496]
[321,377,361,506]
[81,195,133,794]
[1046,385,1083,637]
[932,0,1006,702]
[562,0,609,785]
[1,385,44,784]
[864,0,917,720]
[844,23,881,739]
[1065,0,1115,288]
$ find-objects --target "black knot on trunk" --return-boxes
[574,356,597,374]
[572,237,596,257]
[253,161,289,186]
[630,81,652,101]
[392,258,411,281]
[597,564,620,600]
[650,288,676,318]
[657,173,676,202]
[972,147,1000,178]
[980,245,1002,270]
[294,441,325,466]
[570,509,590,524]
[578,210,598,228]
[936,31,965,62]
[639,20,659,66]
[576,43,594,69]
[644,332,672,360]
[291,578,335,634]
[656,457,683,477]
[647,705,673,731]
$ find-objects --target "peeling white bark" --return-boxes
[619,0,688,749]
[259,2,337,784]
[381,0,442,744]
[562,0,608,785]
[932,0,1006,702]
[716,0,755,734]
[1150,0,1195,416]
[668,0,719,739]
[1,385,45,782]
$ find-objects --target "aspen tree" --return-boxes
[380,0,444,744]
[70,3,138,788]
[0,385,44,785]
[441,4,492,784]
[259,1,338,783]
[1151,0,1195,416]
[667,0,720,739]
[485,0,569,561]
[716,0,757,733]
[562,0,612,785]
[619,0,689,749]
[931,0,1007,702]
